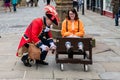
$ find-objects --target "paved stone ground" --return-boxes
[0,0,120,79]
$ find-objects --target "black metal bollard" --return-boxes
[82,0,85,15]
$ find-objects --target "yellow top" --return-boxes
[61,19,85,37]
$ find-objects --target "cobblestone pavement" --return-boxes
[0,0,120,79]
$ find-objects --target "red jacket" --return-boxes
[16,18,52,57]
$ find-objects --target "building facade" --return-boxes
[102,0,113,18]
[86,0,114,18]
[86,0,103,14]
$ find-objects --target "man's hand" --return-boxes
[40,44,49,52]
[44,26,50,32]
[50,42,56,54]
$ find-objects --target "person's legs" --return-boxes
[40,51,48,60]
[78,42,84,53]
[8,3,11,12]
[30,0,33,7]
[36,51,48,65]
[21,54,32,67]
[34,0,38,7]
[79,4,82,10]
[36,38,50,65]
[15,4,17,11]
[21,44,32,67]
[73,1,75,8]
[47,0,50,5]
[77,4,79,12]
[73,1,79,12]
[4,3,7,12]
[26,2,29,7]
[13,4,17,12]
[115,13,119,26]
[9,7,11,12]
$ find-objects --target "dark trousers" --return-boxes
[115,13,119,26]
[115,8,120,26]
[12,4,17,12]
[39,37,50,60]
[24,38,49,60]
[40,51,47,60]
[47,0,50,5]
[30,0,33,6]
[73,1,79,11]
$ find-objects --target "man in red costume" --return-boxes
[16,5,59,67]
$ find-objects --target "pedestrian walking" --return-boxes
[3,0,11,12]
[11,0,18,12]
[111,0,120,26]
[78,0,82,11]
[16,5,59,67]
[43,0,53,5]
[34,0,38,7]
[30,0,33,7]
[47,0,50,5]
[73,0,79,12]
[26,0,30,7]
[30,0,38,7]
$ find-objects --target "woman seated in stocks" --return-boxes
[16,5,59,67]
[61,8,85,54]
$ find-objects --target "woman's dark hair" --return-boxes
[66,8,79,20]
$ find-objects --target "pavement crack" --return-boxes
[23,71,27,79]
[36,64,38,70]
[95,48,119,56]
[110,48,120,56]
[107,38,120,39]
[11,61,17,71]
[52,70,54,79]
[95,48,112,54]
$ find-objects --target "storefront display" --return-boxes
[103,0,114,18]
[86,0,113,18]
[104,0,112,12]
[86,0,103,14]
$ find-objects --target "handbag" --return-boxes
[28,43,41,60]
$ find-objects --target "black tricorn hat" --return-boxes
[44,5,59,26]
[46,12,59,25]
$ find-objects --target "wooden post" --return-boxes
[20,0,26,6]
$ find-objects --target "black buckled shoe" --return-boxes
[23,61,32,67]
[21,55,32,67]
[115,24,119,26]
[36,60,48,65]
[78,49,83,54]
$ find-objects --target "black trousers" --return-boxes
[47,0,50,5]
[73,1,79,11]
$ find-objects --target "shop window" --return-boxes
[105,0,112,12]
